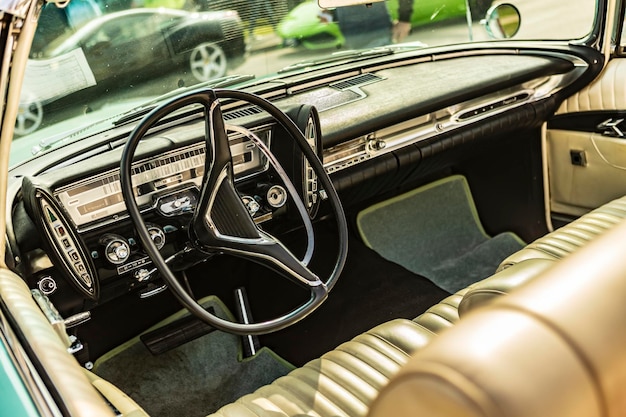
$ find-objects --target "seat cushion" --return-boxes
[458,258,554,316]
[208,319,435,417]
[497,195,626,271]
[413,258,554,333]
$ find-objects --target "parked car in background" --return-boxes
[17,7,245,135]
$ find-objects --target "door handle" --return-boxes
[597,118,625,137]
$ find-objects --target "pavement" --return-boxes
[245,30,284,53]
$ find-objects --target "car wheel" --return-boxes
[468,0,493,20]
[15,100,43,136]
[189,42,227,82]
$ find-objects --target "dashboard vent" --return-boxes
[224,105,263,121]
[330,73,384,91]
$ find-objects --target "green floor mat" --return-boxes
[357,175,525,293]
[93,297,294,417]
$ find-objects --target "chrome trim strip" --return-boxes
[323,66,589,174]
[234,288,257,356]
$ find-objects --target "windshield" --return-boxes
[11,0,596,166]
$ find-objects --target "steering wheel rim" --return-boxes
[120,88,348,335]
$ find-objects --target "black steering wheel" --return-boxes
[120,89,348,335]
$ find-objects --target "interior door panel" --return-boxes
[547,58,626,217]
[547,129,626,216]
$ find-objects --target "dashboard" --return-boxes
[8,47,602,316]
[19,118,317,307]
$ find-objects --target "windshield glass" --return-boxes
[11,0,597,166]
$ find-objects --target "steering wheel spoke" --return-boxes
[120,88,347,335]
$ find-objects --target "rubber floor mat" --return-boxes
[357,175,525,292]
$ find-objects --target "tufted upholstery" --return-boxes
[368,215,626,417]
[497,194,626,271]
[209,319,435,417]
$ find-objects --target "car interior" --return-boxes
[2,0,626,416]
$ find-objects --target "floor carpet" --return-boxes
[93,297,294,417]
[257,224,450,366]
[357,175,525,292]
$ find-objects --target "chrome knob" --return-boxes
[147,225,166,250]
[242,196,260,216]
[134,268,151,282]
[102,235,130,265]
[266,185,287,208]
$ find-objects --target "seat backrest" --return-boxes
[368,216,626,417]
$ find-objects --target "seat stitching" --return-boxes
[320,353,389,400]
[417,311,457,328]
[334,340,403,372]
[236,395,290,417]
[298,365,370,411]
[273,374,348,417]
[366,332,414,358]
[322,350,388,383]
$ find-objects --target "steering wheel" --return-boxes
[120,89,348,335]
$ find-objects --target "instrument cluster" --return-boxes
[24,125,291,305]
[56,126,272,230]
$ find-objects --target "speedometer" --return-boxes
[55,126,272,228]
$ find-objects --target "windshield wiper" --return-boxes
[32,74,255,156]
[277,46,408,73]
[113,74,256,126]
[278,42,428,73]
[31,116,120,156]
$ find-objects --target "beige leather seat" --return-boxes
[413,258,553,332]
[498,194,626,270]
[207,258,553,417]
[369,215,626,417]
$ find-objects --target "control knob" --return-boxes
[101,234,131,265]
[266,185,288,208]
[147,224,166,250]
[37,276,57,295]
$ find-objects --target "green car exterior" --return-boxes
[277,0,490,49]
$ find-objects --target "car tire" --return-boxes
[468,0,493,20]
[15,100,43,136]
[189,42,228,82]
